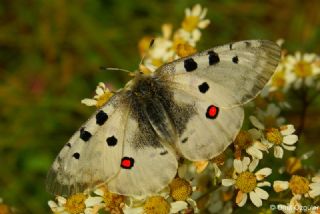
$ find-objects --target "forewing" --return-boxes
[157,40,280,106]
[46,95,128,196]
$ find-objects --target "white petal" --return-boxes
[280,124,295,135]
[213,163,221,177]
[81,98,97,106]
[200,8,207,19]
[222,179,236,186]
[242,157,250,171]
[253,141,269,151]
[257,181,271,187]
[283,135,298,145]
[48,201,58,209]
[249,191,262,207]
[249,158,259,172]
[249,116,265,129]
[95,87,104,96]
[309,188,320,198]
[255,168,272,180]
[191,29,201,42]
[254,187,269,200]
[170,201,188,213]
[237,192,247,207]
[234,159,243,173]
[85,196,103,207]
[309,183,320,189]
[273,181,289,192]
[248,129,262,140]
[282,145,296,151]
[198,19,210,29]
[246,146,263,159]
[93,188,104,196]
[123,206,144,214]
[56,196,67,205]
[312,176,320,183]
[274,146,284,158]
[191,4,202,16]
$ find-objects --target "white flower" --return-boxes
[48,194,102,214]
[246,129,269,159]
[222,157,271,207]
[264,124,298,158]
[81,82,113,108]
[250,116,298,158]
[179,4,210,44]
[255,103,286,128]
[285,52,320,89]
[309,175,320,198]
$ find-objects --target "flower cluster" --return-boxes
[48,4,320,214]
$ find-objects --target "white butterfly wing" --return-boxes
[154,40,280,160]
[157,40,281,107]
[107,114,178,196]
[46,95,127,196]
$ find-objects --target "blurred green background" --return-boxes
[1,0,320,213]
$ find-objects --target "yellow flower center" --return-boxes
[236,171,257,193]
[272,70,286,88]
[169,178,192,201]
[143,196,170,214]
[182,16,200,32]
[294,60,312,78]
[285,157,302,174]
[234,130,254,149]
[64,193,87,214]
[0,203,11,214]
[96,91,113,108]
[176,43,197,58]
[103,188,125,210]
[289,175,310,195]
[265,128,283,145]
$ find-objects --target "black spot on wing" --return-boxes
[184,58,198,72]
[229,43,233,50]
[198,82,209,93]
[208,51,220,65]
[73,152,80,159]
[80,128,92,142]
[96,110,108,125]
[232,56,239,64]
[160,150,168,155]
[181,137,188,143]
[106,136,117,146]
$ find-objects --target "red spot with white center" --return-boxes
[120,157,135,169]
[206,105,219,119]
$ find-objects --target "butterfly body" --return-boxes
[47,40,281,197]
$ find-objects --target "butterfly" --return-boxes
[46,40,280,197]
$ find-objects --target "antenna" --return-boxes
[99,66,131,73]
